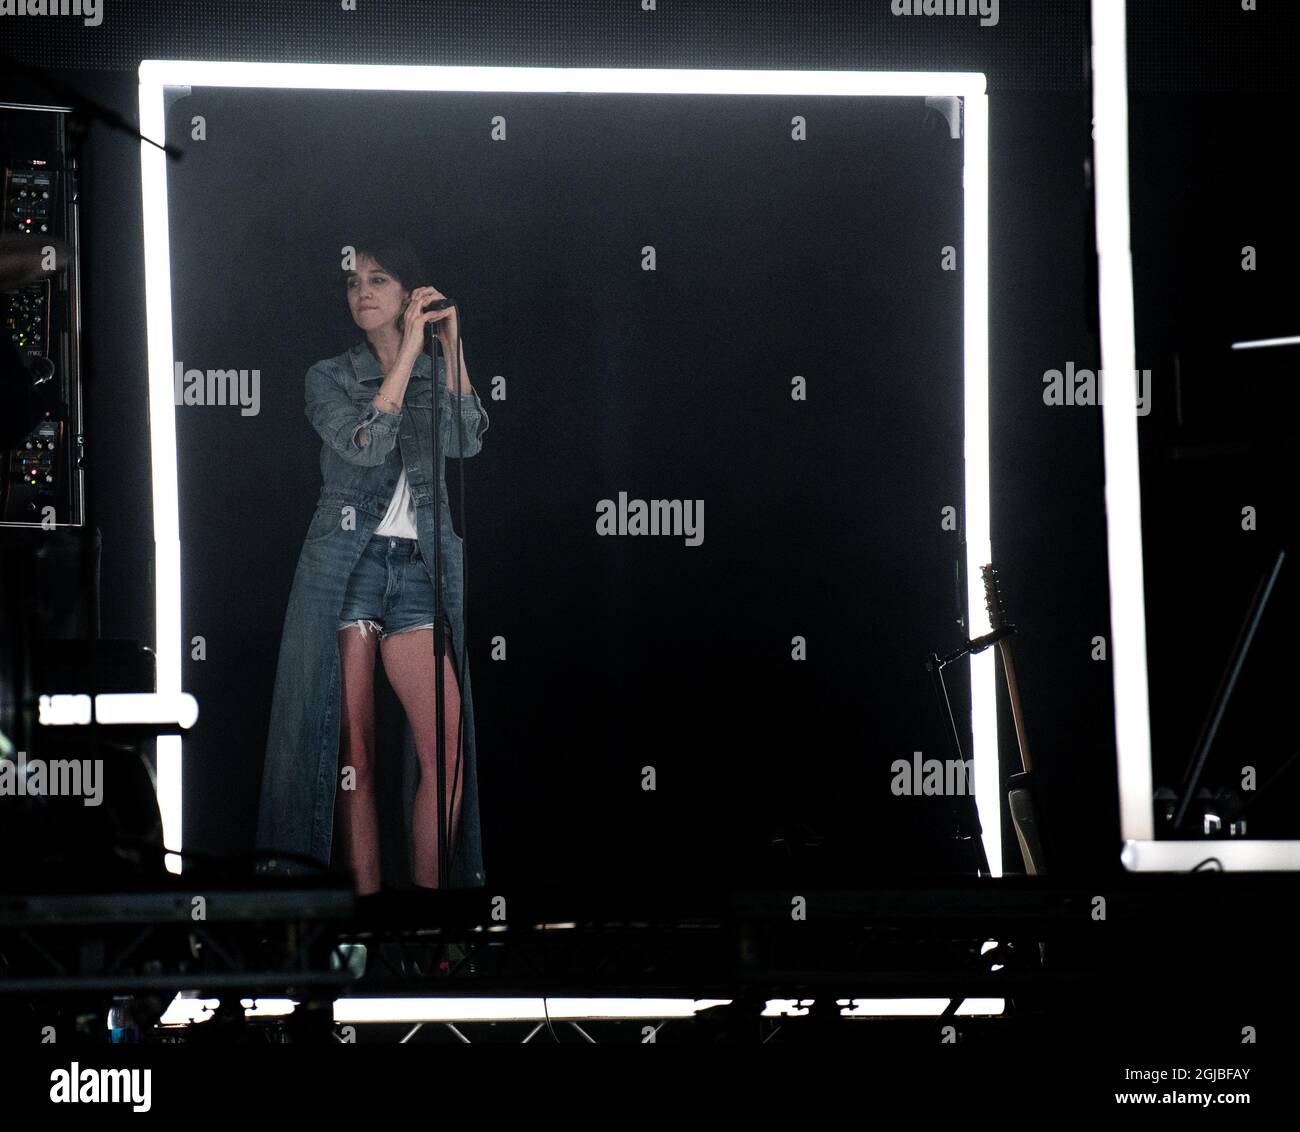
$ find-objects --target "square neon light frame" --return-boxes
[138,62,995,877]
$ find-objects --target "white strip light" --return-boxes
[1230,334,1300,350]
[160,994,1003,1025]
[139,77,184,873]
[139,62,993,876]
[1091,4,1156,854]
[774,998,1005,1018]
[336,997,731,1024]
[37,693,198,727]
[94,692,200,727]
[960,90,999,875]
[36,694,92,725]
[1121,840,1300,871]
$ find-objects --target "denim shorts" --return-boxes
[336,534,452,642]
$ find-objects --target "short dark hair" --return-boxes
[343,236,429,294]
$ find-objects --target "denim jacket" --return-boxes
[255,339,489,887]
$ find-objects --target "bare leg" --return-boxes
[336,622,381,895]
[380,626,463,888]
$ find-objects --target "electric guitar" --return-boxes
[981,563,1047,875]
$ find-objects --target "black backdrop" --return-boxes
[168,88,971,888]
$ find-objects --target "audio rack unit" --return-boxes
[1,103,85,527]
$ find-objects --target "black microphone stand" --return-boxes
[423,305,466,889]
[1171,548,1285,833]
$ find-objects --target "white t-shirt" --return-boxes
[373,466,418,539]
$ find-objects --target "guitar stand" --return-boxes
[926,624,1050,975]
[922,628,1010,878]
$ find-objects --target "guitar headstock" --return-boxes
[981,562,1007,632]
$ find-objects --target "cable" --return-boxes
[434,307,471,885]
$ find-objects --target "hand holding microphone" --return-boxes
[398,285,457,357]
[423,290,458,345]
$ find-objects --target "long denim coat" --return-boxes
[255,338,490,887]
